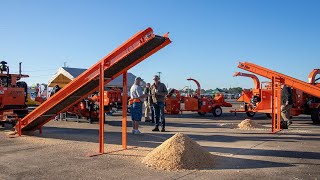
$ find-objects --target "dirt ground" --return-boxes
[1,102,320,180]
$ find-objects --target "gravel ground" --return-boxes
[1,104,320,180]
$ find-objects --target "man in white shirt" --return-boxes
[130,77,147,134]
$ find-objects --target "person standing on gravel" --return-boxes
[144,83,154,123]
[280,84,293,129]
[130,77,148,134]
[151,75,168,132]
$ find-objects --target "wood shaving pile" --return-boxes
[142,133,215,171]
[4,130,17,136]
[238,119,264,129]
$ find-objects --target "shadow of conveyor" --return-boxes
[213,155,294,170]
[9,123,318,171]
[204,146,320,160]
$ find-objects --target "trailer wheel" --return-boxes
[212,106,222,117]
[198,112,206,116]
[311,108,320,124]
[246,111,255,117]
[266,113,272,119]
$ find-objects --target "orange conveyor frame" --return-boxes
[18,27,171,133]
[238,62,320,98]
[238,62,320,132]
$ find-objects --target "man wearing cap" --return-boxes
[130,77,147,134]
[151,75,168,132]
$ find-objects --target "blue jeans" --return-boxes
[131,102,142,121]
[151,106,155,122]
[153,102,165,129]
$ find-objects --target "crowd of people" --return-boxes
[129,75,168,135]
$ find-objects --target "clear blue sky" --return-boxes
[1,0,319,89]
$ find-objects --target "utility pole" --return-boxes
[157,71,162,78]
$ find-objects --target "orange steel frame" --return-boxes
[122,72,128,150]
[271,76,281,133]
[238,62,320,98]
[18,28,171,153]
[99,62,104,154]
[238,62,320,132]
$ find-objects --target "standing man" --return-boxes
[50,84,61,97]
[280,85,293,129]
[130,77,147,134]
[144,83,154,123]
[151,75,168,132]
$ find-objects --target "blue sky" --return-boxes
[1,0,319,89]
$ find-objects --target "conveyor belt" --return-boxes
[20,28,171,131]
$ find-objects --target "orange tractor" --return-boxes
[232,62,320,124]
[0,61,29,127]
[165,78,232,116]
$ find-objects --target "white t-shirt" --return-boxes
[130,84,144,102]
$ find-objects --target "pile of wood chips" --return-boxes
[142,133,215,171]
[238,119,263,129]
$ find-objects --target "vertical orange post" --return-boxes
[122,71,128,150]
[272,76,281,133]
[99,62,105,154]
[276,79,281,131]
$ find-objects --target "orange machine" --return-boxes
[232,72,307,118]
[67,88,123,123]
[237,62,320,124]
[231,72,273,117]
[17,27,171,133]
[0,61,29,127]
[166,78,232,116]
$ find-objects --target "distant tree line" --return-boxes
[169,87,243,95]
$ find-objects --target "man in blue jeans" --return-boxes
[130,77,147,134]
[151,75,168,132]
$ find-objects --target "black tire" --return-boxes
[266,113,272,119]
[311,108,320,124]
[212,106,222,117]
[198,112,206,116]
[246,111,255,117]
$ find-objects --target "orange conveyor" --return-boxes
[19,27,171,132]
[238,62,320,98]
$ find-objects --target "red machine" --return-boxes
[166,78,232,116]
[235,62,320,124]
[0,61,29,127]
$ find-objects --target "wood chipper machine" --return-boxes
[165,78,232,116]
[0,61,29,127]
[233,62,320,124]
[230,72,273,118]
[66,88,124,123]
